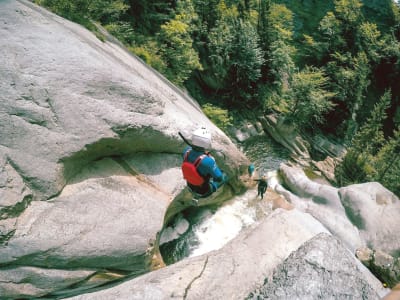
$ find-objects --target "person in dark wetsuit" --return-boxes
[181,127,227,200]
[254,175,268,199]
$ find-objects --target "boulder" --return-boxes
[247,233,386,300]
[279,164,363,253]
[339,182,400,255]
[278,163,400,263]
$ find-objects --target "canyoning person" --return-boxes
[248,163,255,178]
[254,175,268,199]
[181,127,227,204]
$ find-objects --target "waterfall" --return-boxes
[160,134,290,265]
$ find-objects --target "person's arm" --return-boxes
[199,156,226,189]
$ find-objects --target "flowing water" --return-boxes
[160,134,290,265]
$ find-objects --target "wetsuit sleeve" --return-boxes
[198,156,223,181]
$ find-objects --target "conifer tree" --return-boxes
[336,90,392,186]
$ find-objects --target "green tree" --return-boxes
[286,67,336,131]
[128,0,176,34]
[309,0,363,64]
[227,19,264,104]
[267,4,295,90]
[334,0,363,50]
[158,0,202,86]
[257,0,271,80]
[326,51,371,140]
[207,2,264,105]
[35,0,128,25]
[192,0,221,31]
[316,12,346,60]
[207,2,237,88]
[351,90,391,154]
[373,127,400,196]
[356,22,383,62]
[86,0,128,24]
[335,90,391,185]
[202,103,233,130]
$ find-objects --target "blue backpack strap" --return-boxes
[183,148,192,162]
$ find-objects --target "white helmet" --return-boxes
[191,126,211,149]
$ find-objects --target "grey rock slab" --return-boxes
[247,233,387,300]
[260,114,311,162]
[66,209,330,299]
[0,158,169,271]
[0,266,95,299]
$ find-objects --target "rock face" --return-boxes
[259,114,311,163]
[339,182,400,255]
[66,210,386,300]
[247,233,382,300]
[278,164,400,291]
[0,0,249,298]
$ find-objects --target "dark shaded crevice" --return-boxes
[0,229,16,246]
[0,194,32,220]
[112,156,138,176]
[43,269,134,299]
[59,127,181,184]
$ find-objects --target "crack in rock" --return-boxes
[183,256,209,299]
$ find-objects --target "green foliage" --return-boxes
[351,90,391,154]
[205,3,264,105]
[356,22,383,62]
[286,67,335,131]
[266,4,295,90]
[228,20,264,99]
[335,150,370,186]
[128,0,176,34]
[128,44,167,74]
[202,103,233,130]
[35,0,90,24]
[317,11,346,56]
[158,0,202,86]
[373,127,400,195]
[335,91,395,192]
[207,3,237,86]
[86,0,128,24]
[325,51,371,140]
[35,0,127,25]
[269,39,296,90]
[334,0,363,25]
[268,3,294,42]
[104,22,135,44]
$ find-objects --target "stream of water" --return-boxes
[160,134,290,265]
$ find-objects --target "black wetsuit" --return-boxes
[255,178,268,199]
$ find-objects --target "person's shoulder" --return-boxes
[200,155,216,165]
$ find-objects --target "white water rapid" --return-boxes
[160,135,290,264]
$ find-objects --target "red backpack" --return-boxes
[181,150,207,186]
